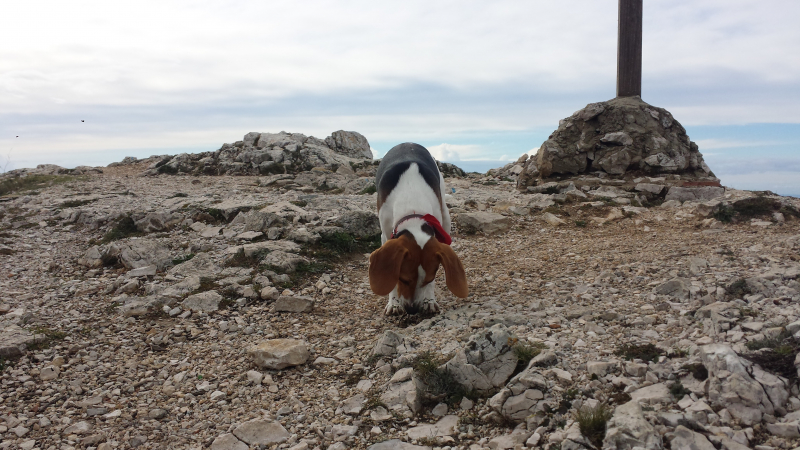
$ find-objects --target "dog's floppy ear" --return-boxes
[422,239,469,298]
[369,237,409,295]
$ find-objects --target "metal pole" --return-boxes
[617,0,643,97]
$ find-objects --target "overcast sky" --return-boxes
[2,1,799,195]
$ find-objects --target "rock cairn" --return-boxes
[507,97,715,190]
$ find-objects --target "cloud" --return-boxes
[426,143,479,162]
[1,0,800,177]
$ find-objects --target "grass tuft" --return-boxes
[614,343,663,363]
[60,198,96,208]
[26,326,68,351]
[413,350,471,406]
[681,363,708,381]
[726,278,751,298]
[223,248,263,268]
[0,174,78,196]
[743,329,799,382]
[512,340,548,369]
[359,184,377,195]
[172,253,195,265]
[575,403,613,449]
[669,380,691,398]
[101,216,141,243]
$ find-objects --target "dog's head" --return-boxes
[368,232,468,305]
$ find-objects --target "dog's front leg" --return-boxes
[412,282,439,314]
[384,287,406,316]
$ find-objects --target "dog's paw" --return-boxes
[414,298,440,314]
[384,299,406,316]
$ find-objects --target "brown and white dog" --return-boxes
[368,143,468,315]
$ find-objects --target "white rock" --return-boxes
[406,415,459,440]
[232,419,290,446]
[246,370,264,385]
[603,401,663,449]
[210,433,248,450]
[248,339,310,370]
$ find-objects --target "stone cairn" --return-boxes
[516,96,716,190]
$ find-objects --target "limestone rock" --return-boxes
[664,186,725,203]
[325,130,373,159]
[654,278,689,300]
[108,239,173,270]
[372,330,416,357]
[368,440,431,450]
[210,433,249,450]
[248,339,310,370]
[603,401,663,450]
[457,212,511,235]
[182,291,223,312]
[134,211,184,232]
[700,343,789,425]
[334,210,381,238]
[666,425,714,450]
[405,415,459,440]
[0,325,44,358]
[273,295,314,313]
[445,324,517,394]
[232,419,290,446]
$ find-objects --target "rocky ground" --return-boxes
[1,137,800,450]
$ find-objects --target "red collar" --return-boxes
[391,213,452,245]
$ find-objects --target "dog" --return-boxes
[368,142,468,315]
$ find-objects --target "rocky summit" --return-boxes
[1,130,800,450]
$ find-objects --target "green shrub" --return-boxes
[712,205,734,223]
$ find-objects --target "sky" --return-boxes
[1,1,799,196]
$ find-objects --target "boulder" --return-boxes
[273,295,314,313]
[665,425,714,450]
[0,325,44,358]
[108,239,173,270]
[232,419,290,446]
[445,324,517,394]
[325,130,373,159]
[182,291,223,312]
[603,401,663,450]
[700,343,789,425]
[372,330,416,357]
[134,212,184,232]
[261,250,307,273]
[664,186,725,203]
[248,339,310,369]
[368,440,430,450]
[406,415,459,440]
[457,212,511,235]
[654,278,690,300]
[489,359,549,422]
[167,252,221,278]
[335,210,381,238]
[210,433,248,450]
